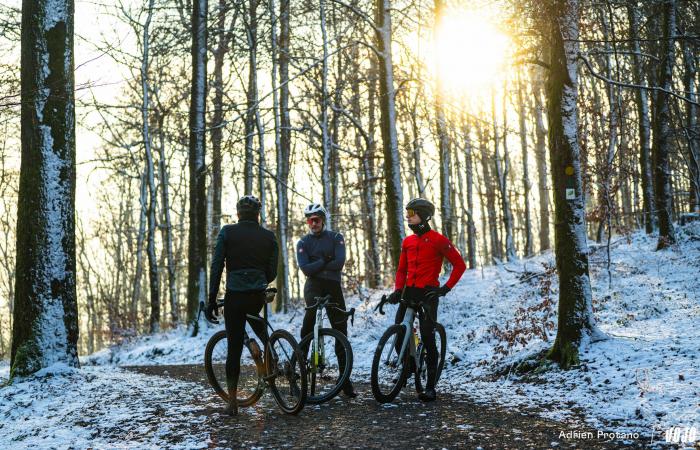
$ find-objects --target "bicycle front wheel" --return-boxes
[371,325,409,403]
[204,330,264,407]
[266,329,307,414]
[299,328,353,404]
[415,322,447,392]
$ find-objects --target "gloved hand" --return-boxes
[425,285,450,301]
[386,289,402,304]
[205,300,220,324]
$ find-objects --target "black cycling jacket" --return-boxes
[296,229,345,282]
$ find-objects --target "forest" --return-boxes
[0,0,699,447]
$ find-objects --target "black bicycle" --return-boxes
[298,294,355,403]
[202,293,307,414]
[370,294,446,403]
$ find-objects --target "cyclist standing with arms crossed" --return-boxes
[204,195,278,416]
[296,203,357,398]
[386,198,466,402]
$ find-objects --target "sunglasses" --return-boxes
[306,217,322,225]
[406,208,417,218]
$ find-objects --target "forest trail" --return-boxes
[127,364,649,449]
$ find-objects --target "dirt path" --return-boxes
[127,364,654,449]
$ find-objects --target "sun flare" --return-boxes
[432,12,511,94]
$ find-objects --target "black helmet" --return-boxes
[237,195,262,213]
[405,198,435,221]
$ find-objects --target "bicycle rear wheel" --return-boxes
[204,330,264,407]
[415,322,447,392]
[371,325,409,403]
[267,330,307,414]
[299,328,353,404]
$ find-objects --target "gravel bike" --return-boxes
[370,294,446,403]
[298,294,355,403]
[202,290,307,414]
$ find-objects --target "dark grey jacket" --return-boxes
[296,230,345,282]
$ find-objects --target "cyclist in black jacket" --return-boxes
[205,195,278,416]
[297,203,357,398]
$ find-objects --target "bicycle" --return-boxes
[298,294,355,403]
[370,294,447,403]
[201,290,308,415]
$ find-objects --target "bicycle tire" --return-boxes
[415,322,447,392]
[267,329,307,415]
[371,324,410,403]
[299,328,353,404]
[203,330,264,407]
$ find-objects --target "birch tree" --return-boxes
[12,0,79,376]
[187,0,208,332]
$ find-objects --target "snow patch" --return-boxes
[0,363,211,449]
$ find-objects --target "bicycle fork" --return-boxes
[312,307,325,368]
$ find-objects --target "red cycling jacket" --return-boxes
[394,230,466,291]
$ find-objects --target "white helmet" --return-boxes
[304,203,327,219]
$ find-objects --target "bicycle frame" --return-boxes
[313,303,326,367]
[392,306,421,370]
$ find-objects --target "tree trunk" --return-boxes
[140,0,161,334]
[320,0,333,229]
[545,0,600,369]
[132,171,147,327]
[374,0,404,268]
[187,0,208,333]
[461,121,478,269]
[272,0,291,312]
[681,31,700,214]
[653,0,677,249]
[492,89,516,261]
[156,115,178,325]
[532,72,551,251]
[244,0,258,195]
[517,70,534,257]
[478,123,501,262]
[627,2,655,232]
[12,0,79,376]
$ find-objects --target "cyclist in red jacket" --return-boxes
[387,198,466,402]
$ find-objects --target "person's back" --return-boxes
[205,195,278,416]
[215,220,277,292]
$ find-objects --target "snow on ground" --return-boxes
[0,361,8,382]
[4,223,699,446]
[0,362,212,449]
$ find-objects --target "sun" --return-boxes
[431,11,511,94]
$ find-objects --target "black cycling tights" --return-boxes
[224,290,267,393]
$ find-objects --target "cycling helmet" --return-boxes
[237,195,262,213]
[405,198,435,221]
[304,203,327,219]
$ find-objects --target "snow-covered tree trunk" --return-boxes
[374,0,404,268]
[545,0,600,369]
[187,0,208,332]
[410,106,426,198]
[517,70,534,257]
[653,0,677,249]
[140,0,161,334]
[271,0,290,312]
[12,0,79,376]
[627,3,655,233]
[532,72,551,251]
